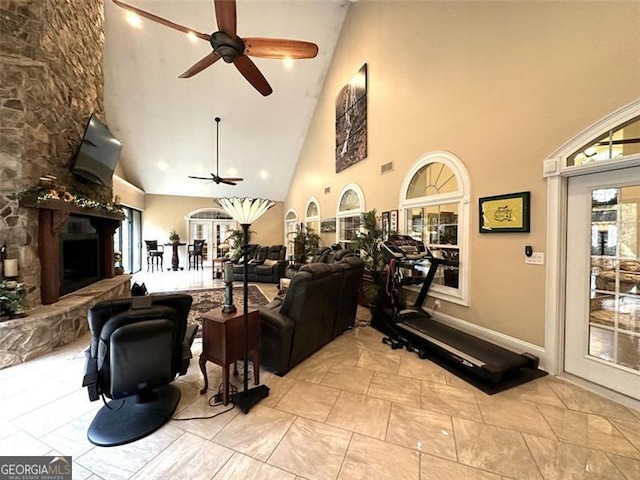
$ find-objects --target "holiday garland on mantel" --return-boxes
[15,184,124,216]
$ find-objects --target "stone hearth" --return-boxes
[0,275,130,370]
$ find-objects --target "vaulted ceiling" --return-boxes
[103,0,349,200]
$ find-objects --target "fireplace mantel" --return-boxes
[21,199,124,305]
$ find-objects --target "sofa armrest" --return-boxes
[257,306,295,375]
[256,306,295,332]
[83,353,99,401]
[264,296,284,309]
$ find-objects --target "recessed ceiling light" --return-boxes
[156,160,169,171]
[228,167,238,177]
[283,57,294,69]
[125,12,142,28]
[187,32,198,43]
[260,170,269,179]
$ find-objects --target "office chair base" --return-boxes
[87,384,181,447]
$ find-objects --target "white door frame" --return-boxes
[544,99,640,377]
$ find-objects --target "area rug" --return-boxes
[153,286,270,335]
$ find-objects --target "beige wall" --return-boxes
[286,1,640,346]
[113,175,145,211]
[143,194,285,265]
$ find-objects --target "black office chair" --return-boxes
[145,240,165,272]
[83,294,197,447]
[188,239,206,270]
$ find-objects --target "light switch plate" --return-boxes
[525,252,544,265]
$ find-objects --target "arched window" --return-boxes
[305,198,320,235]
[284,209,299,257]
[400,151,470,305]
[337,183,365,248]
[567,114,640,166]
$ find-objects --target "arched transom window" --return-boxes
[305,198,320,235]
[400,152,470,305]
[568,114,640,166]
[337,184,365,248]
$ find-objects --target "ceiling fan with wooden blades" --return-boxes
[189,117,243,186]
[112,0,319,96]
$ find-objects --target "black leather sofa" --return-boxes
[257,252,364,375]
[232,245,287,283]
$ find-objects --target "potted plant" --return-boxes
[353,209,391,306]
[0,280,27,320]
[289,224,320,266]
[225,228,255,262]
[114,250,124,275]
[168,229,180,244]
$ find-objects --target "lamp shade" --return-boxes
[217,197,275,225]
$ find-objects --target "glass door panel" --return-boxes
[566,168,640,399]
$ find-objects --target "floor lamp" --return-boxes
[217,196,275,414]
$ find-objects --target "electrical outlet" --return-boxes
[525,252,544,265]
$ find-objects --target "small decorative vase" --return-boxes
[114,266,125,275]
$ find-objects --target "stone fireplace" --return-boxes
[1,0,109,306]
[0,1,130,369]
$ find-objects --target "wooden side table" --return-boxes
[199,308,261,405]
[212,257,227,279]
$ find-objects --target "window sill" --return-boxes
[404,284,469,307]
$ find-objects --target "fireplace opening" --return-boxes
[59,215,101,296]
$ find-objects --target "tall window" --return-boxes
[114,206,142,274]
[337,183,364,249]
[305,198,320,235]
[400,152,470,305]
[284,209,298,258]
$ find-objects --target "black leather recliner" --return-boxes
[254,245,287,283]
[233,245,268,281]
[82,294,197,447]
[258,254,364,375]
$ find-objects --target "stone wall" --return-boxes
[0,275,131,369]
[0,0,108,307]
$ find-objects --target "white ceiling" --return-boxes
[103,0,349,201]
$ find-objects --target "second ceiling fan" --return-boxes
[189,117,243,186]
[112,0,319,96]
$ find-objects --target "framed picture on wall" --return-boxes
[479,191,530,233]
[321,218,336,233]
[389,210,398,233]
[335,64,368,173]
[381,211,390,240]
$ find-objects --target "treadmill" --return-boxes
[372,236,539,384]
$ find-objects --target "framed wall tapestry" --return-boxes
[335,63,367,173]
[479,191,530,233]
[321,218,336,233]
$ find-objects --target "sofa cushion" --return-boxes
[263,259,278,267]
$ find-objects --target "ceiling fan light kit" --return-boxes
[112,0,319,96]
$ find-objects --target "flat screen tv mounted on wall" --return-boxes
[72,114,122,187]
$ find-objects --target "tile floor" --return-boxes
[0,268,639,480]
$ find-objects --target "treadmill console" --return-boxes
[381,235,432,261]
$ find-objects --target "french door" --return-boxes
[189,219,235,260]
[565,167,640,399]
